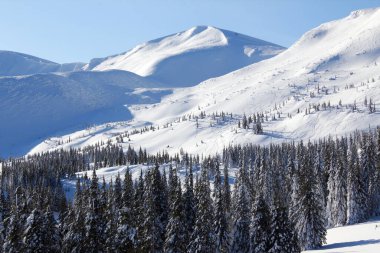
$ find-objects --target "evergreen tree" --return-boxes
[183,164,196,246]
[291,144,326,250]
[268,200,300,253]
[62,180,86,253]
[164,179,186,253]
[41,206,60,253]
[230,175,250,253]
[114,168,136,252]
[347,140,368,224]
[141,165,166,252]
[83,169,104,252]
[214,163,230,253]
[115,186,136,253]
[23,208,44,253]
[3,206,24,253]
[250,195,271,253]
[188,167,215,252]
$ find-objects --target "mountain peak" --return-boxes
[85,26,284,86]
[348,7,380,19]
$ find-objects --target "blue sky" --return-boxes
[1,0,379,63]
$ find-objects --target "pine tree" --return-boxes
[141,165,166,252]
[214,163,230,253]
[104,180,117,252]
[230,175,250,253]
[164,178,186,253]
[83,169,104,252]
[3,205,24,253]
[183,165,196,246]
[115,181,136,253]
[250,195,271,253]
[291,144,326,250]
[268,200,300,253]
[62,180,86,253]
[329,141,347,227]
[372,128,380,215]
[23,208,44,253]
[188,167,215,252]
[114,167,136,252]
[41,206,60,253]
[347,140,368,224]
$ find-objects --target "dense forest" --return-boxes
[0,128,380,252]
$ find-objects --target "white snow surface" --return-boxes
[30,8,380,158]
[303,217,380,253]
[1,27,282,158]
[0,50,85,76]
[0,70,165,157]
[85,26,285,86]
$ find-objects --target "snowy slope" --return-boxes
[30,8,380,158]
[0,70,166,157]
[303,217,380,253]
[0,50,85,76]
[84,26,285,86]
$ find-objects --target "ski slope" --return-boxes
[85,26,285,86]
[30,8,380,158]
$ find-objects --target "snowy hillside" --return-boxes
[0,70,166,157]
[303,217,380,253]
[84,26,285,86]
[30,8,380,157]
[0,50,85,76]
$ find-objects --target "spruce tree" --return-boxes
[250,195,271,253]
[23,208,44,253]
[83,169,104,252]
[164,179,186,253]
[183,165,196,247]
[188,167,215,252]
[291,144,326,250]
[231,181,250,253]
[214,163,230,253]
[141,165,166,252]
[268,200,300,253]
[41,206,60,253]
[3,205,24,253]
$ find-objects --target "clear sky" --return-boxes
[1,0,379,63]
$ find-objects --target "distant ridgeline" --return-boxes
[1,128,380,252]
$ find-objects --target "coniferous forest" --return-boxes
[1,128,380,252]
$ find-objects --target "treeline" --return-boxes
[0,128,380,252]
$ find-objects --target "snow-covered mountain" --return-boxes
[31,8,380,157]
[0,70,166,157]
[84,26,285,87]
[0,50,85,76]
[0,27,283,158]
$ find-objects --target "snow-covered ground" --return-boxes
[0,27,282,158]
[0,50,84,76]
[304,217,380,253]
[85,26,284,87]
[0,70,164,157]
[30,8,380,158]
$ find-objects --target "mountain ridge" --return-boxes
[29,7,380,157]
[0,50,85,77]
[84,25,285,86]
